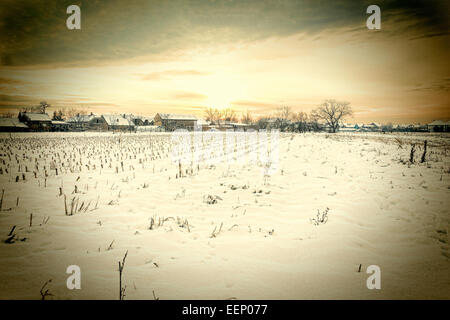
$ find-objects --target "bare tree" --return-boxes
[0,111,15,118]
[51,107,88,121]
[38,101,50,114]
[204,107,220,124]
[52,110,64,121]
[220,108,237,122]
[275,106,292,131]
[240,109,253,124]
[292,111,309,132]
[311,99,353,133]
[276,106,292,121]
[63,107,88,118]
[21,101,50,114]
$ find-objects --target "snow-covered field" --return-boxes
[0,131,448,299]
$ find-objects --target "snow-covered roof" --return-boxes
[102,115,133,126]
[24,113,51,122]
[157,113,197,121]
[428,120,448,126]
[0,118,28,128]
[229,122,250,126]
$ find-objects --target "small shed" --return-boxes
[154,113,197,131]
[0,118,29,132]
[19,112,52,131]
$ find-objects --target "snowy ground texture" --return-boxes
[0,131,448,299]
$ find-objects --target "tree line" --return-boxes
[204,99,353,133]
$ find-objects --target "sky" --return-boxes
[0,0,449,124]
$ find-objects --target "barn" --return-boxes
[154,113,197,131]
[67,113,106,131]
[0,118,29,132]
[18,112,52,131]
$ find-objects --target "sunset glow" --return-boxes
[0,0,448,123]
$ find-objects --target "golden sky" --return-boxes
[0,0,449,124]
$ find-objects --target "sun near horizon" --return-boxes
[0,1,448,124]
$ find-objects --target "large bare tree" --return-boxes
[276,106,292,121]
[38,101,50,114]
[204,107,238,124]
[220,108,237,122]
[311,99,353,133]
[275,106,292,130]
[203,107,220,124]
[292,111,309,132]
[240,109,253,124]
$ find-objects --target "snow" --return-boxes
[0,131,448,299]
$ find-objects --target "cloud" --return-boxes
[0,78,29,85]
[0,94,35,103]
[1,0,448,67]
[0,93,120,111]
[408,78,450,92]
[231,100,276,109]
[166,91,207,101]
[138,70,210,81]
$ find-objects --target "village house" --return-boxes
[361,123,381,132]
[102,114,135,131]
[18,112,52,131]
[122,114,144,126]
[339,123,358,132]
[51,120,70,132]
[427,120,450,132]
[195,119,212,131]
[141,117,154,126]
[0,118,29,132]
[154,113,197,131]
[67,113,106,131]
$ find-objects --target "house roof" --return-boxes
[102,115,133,126]
[229,122,249,127]
[428,120,448,126]
[157,113,197,121]
[141,116,154,122]
[123,114,139,121]
[0,118,28,128]
[24,113,51,122]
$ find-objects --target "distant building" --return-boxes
[339,123,358,132]
[18,112,52,131]
[135,125,164,132]
[123,114,147,126]
[362,123,381,132]
[102,114,135,131]
[428,120,450,132]
[141,117,154,126]
[196,119,212,131]
[154,113,197,131]
[67,113,106,131]
[412,124,428,132]
[0,118,29,132]
[51,120,70,132]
